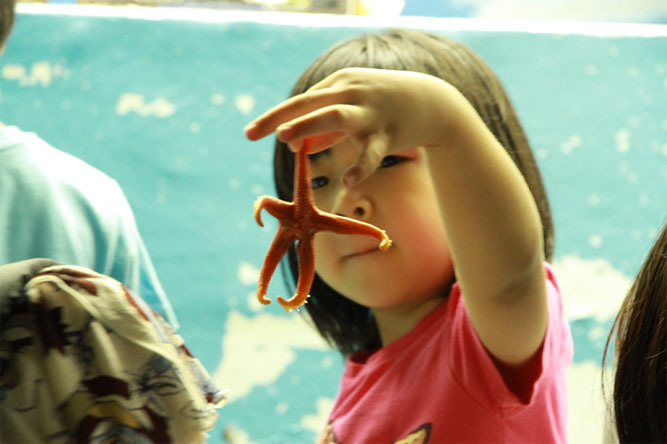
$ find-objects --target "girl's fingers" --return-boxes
[245,88,352,141]
[287,139,304,152]
[276,104,364,149]
[288,132,347,154]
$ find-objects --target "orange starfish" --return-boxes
[254,139,392,312]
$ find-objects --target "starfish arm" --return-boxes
[293,147,313,214]
[257,226,296,305]
[312,211,392,251]
[278,235,315,312]
[254,196,294,227]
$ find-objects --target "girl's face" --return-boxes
[310,141,454,310]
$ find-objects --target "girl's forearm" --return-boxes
[425,90,545,302]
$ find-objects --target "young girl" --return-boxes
[246,29,573,443]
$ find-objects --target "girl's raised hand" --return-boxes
[244,68,464,185]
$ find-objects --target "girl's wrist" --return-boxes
[423,80,478,152]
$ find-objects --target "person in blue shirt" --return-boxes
[0,0,177,327]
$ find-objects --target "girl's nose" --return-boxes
[333,187,372,221]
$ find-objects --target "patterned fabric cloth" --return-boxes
[0,263,226,443]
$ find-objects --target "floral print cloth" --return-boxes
[0,264,226,443]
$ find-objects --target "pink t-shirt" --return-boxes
[320,263,573,444]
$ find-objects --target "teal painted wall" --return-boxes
[2,7,665,442]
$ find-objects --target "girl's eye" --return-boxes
[311,176,329,190]
[380,155,406,168]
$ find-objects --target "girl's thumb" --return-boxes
[343,133,387,186]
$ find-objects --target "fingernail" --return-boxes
[344,171,359,187]
[244,123,256,137]
[277,125,292,140]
